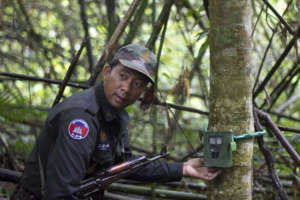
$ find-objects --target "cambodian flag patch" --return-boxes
[68,119,89,140]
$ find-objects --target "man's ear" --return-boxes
[103,65,111,80]
[140,84,158,110]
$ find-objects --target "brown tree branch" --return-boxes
[254,108,289,200]
[262,0,294,34]
[275,90,300,113]
[255,108,300,166]
[124,0,149,45]
[278,126,300,134]
[105,0,119,40]
[157,100,209,115]
[269,110,300,123]
[179,0,206,30]
[88,0,141,86]
[254,22,300,98]
[252,0,293,95]
[52,39,86,106]
[16,0,38,39]
[146,0,174,50]
[253,27,277,94]
[3,71,300,129]
[78,0,94,73]
[260,58,300,110]
[0,72,89,89]
[15,0,64,56]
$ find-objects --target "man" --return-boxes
[11,44,220,200]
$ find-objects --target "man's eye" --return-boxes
[135,82,141,87]
[120,73,127,79]
[134,81,145,88]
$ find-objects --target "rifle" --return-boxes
[76,152,169,198]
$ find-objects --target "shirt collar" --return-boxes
[95,82,123,122]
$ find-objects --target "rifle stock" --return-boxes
[76,153,169,198]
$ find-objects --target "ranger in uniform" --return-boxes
[11,44,221,200]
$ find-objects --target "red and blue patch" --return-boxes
[68,119,89,140]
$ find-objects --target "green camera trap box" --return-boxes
[203,131,235,168]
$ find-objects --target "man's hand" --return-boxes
[183,158,222,181]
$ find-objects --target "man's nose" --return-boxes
[121,80,131,93]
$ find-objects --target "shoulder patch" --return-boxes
[68,119,89,140]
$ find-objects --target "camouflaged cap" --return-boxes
[113,44,157,84]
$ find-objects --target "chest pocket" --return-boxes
[91,113,126,170]
[92,131,114,169]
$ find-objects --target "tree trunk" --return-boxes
[208,0,254,199]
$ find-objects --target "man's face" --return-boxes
[103,64,149,109]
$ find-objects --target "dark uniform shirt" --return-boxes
[18,83,183,200]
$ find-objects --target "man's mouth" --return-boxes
[115,94,126,104]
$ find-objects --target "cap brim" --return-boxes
[119,59,155,84]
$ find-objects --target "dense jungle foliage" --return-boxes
[0,0,299,199]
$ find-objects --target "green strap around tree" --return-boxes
[233,130,266,140]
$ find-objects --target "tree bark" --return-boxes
[208,0,254,199]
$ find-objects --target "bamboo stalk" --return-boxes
[107,183,207,200]
[88,0,141,86]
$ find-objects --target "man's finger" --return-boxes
[205,170,222,180]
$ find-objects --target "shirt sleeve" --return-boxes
[122,130,183,183]
[127,154,183,183]
[43,109,98,200]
